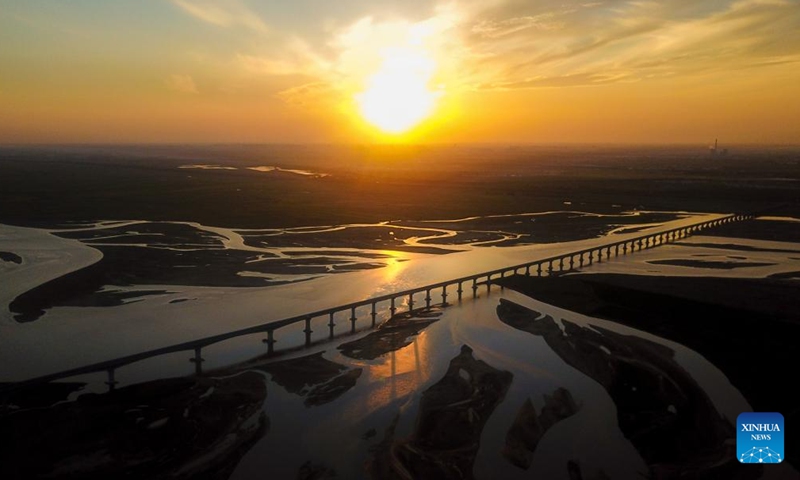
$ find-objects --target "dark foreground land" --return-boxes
[1,144,799,229]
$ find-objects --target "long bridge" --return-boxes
[0,213,753,395]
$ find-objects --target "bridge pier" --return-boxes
[263,330,276,355]
[304,317,313,346]
[457,281,463,301]
[371,302,377,327]
[472,278,478,298]
[442,285,449,306]
[425,289,432,309]
[105,368,118,392]
[190,347,204,376]
[408,293,414,311]
[390,297,397,316]
[329,312,336,338]
[350,307,357,334]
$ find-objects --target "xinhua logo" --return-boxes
[737,412,784,464]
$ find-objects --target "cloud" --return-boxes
[455,0,800,89]
[208,0,799,101]
[328,7,462,85]
[277,82,337,105]
[471,14,564,39]
[476,72,635,90]
[165,74,199,94]
[237,54,303,76]
[234,9,462,106]
[171,0,268,33]
[235,39,331,77]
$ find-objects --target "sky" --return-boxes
[1,0,799,144]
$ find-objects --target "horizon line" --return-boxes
[2,140,800,149]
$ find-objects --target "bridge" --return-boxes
[0,213,753,395]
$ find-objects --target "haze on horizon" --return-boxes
[1,0,799,145]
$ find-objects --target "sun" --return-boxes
[356,47,441,134]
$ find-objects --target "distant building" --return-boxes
[709,139,728,157]
[709,139,718,156]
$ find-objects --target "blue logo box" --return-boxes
[737,412,784,464]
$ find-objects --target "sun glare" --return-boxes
[356,47,441,134]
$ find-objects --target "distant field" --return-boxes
[1,144,798,229]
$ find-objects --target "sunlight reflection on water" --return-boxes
[230,282,749,480]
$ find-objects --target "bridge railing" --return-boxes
[0,213,753,395]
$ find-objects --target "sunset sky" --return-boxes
[1,0,799,144]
